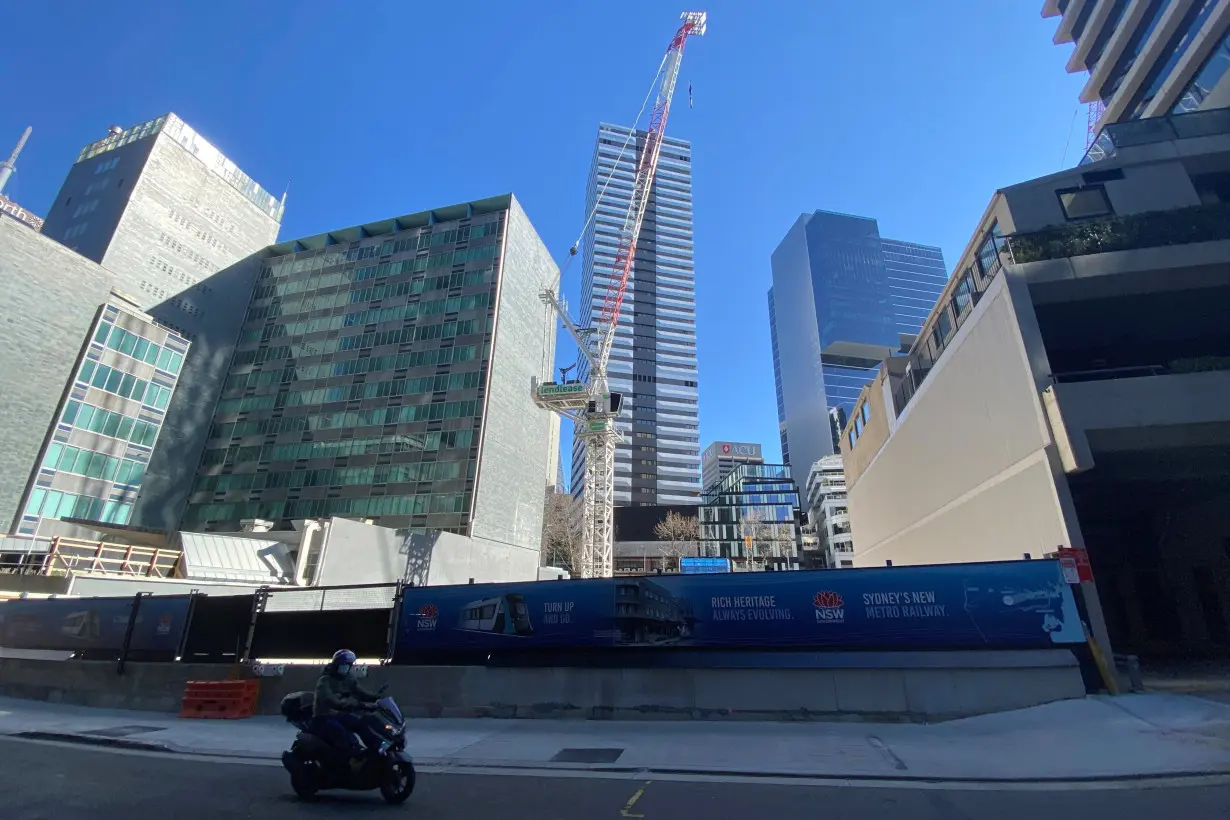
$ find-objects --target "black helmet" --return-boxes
[330,648,357,672]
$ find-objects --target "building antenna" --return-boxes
[281,180,291,207]
[0,126,32,196]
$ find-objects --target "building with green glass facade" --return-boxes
[699,463,802,570]
[15,296,188,536]
[179,195,558,574]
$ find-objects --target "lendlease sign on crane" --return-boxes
[531,11,706,579]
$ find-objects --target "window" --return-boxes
[976,223,1003,276]
[953,272,974,315]
[1058,186,1113,220]
[936,306,954,341]
[860,401,870,426]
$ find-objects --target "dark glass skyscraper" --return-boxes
[768,210,946,487]
[179,195,559,567]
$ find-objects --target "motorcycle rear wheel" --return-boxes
[379,761,415,805]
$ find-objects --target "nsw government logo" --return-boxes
[416,603,439,631]
[812,591,845,624]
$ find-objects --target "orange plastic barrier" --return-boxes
[180,679,260,719]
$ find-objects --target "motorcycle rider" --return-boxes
[311,649,385,768]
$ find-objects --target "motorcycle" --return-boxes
[279,690,416,804]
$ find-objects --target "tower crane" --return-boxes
[532,11,706,579]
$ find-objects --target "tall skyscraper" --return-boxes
[180,194,558,576]
[570,123,700,507]
[1044,0,1230,126]
[40,114,282,321]
[768,210,946,487]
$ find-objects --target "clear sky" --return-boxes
[5,1,1084,475]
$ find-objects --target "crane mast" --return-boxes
[532,11,706,579]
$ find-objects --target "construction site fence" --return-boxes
[0,559,1091,672]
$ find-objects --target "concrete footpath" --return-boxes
[1,693,1229,783]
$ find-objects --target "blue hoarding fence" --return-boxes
[0,560,1089,670]
[396,559,1085,657]
[680,557,731,574]
[0,593,191,658]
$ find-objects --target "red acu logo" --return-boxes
[812,591,845,624]
[415,603,439,631]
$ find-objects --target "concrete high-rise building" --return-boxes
[570,123,700,508]
[701,441,764,494]
[804,455,853,569]
[0,113,284,536]
[40,114,282,322]
[768,210,946,487]
[180,194,558,579]
[1043,0,1230,130]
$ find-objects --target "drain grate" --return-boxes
[551,747,625,764]
[81,725,165,739]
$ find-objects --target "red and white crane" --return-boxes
[533,11,706,578]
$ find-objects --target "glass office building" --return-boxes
[1043,0,1230,132]
[16,298,188,535]
[699,463,801,568]
[768,211,946,487]
[180,195,557,554]
[571,123,701,507]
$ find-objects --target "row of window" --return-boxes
[253,243,500,301]
[246,268,494,322]
[210,399,481,440]
[239,293,489,344]
[96,321,184,374]
[215,370,484,413]
[61,400,161,447]
[202,428,476,466]
[24,488,132,526]
[230,316,488,366]
[77,361,174,409]
[195,458,467,494]
[183,491,471,526]
[63,223,89,241]
[223,345,480,393]
[43,443,147,485]
[265,222,501,279]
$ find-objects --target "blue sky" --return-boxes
[6,1,1084,471]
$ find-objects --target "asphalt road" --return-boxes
[4,737,1229,819]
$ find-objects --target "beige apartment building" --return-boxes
[841,108,1230,659]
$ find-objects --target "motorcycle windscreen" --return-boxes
[378,696,403,724]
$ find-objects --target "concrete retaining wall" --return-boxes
[0,650,1086,721]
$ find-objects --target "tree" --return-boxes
[653,510,700,572]
[740,510,796,570]
[540,490,582,574]
[739,509,773,570]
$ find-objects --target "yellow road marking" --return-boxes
[620,780,652,817]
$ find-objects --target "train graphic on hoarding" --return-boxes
[456,594,534,637]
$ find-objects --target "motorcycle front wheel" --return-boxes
[379,760,415,805]
[290,769,318,799]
